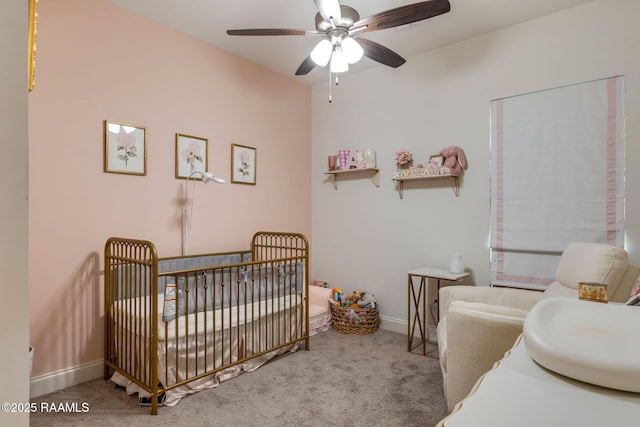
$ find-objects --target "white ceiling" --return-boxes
[104,0,594,85]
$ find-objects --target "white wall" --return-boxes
[311,0,640,332]
[0,0,29,425]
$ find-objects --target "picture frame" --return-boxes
[103,120,147,176]
[231,144,256,185]
[429,154,444,167]
[176,134,209,179]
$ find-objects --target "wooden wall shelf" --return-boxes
[325,168,380,189]
[393,174,460,199]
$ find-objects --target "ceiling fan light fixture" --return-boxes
[310,39,332,66]
[341,37,363,64]
[227,0,452,81]
[330,47,348,73]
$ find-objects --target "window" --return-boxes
[489,76,625,290]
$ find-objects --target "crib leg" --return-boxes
[151,395,158,415]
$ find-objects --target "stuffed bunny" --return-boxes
[440,146,468,175]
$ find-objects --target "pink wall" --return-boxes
[28,0,311,377]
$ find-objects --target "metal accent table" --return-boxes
[408,267,469,355]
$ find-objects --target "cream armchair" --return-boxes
[437,242,639,412]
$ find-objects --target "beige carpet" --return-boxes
[30,329,446,427]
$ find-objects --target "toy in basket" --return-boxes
[329,289,379,335]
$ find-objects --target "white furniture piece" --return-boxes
[523,297,640,393]
[407,267,469,355]
[437,299,640,427]
[437,242,639,412]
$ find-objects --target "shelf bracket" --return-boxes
[327,173,337,189]
[393,179,405,199]
[369,170,380,188]
[450,176,460,197]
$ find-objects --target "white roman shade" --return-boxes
[489,76,625,290]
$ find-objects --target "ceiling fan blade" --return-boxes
[353,0,450,33]
[295,56,317,76]
[314,0,342,24]
[356,38,406,68]
[227,29,317,36]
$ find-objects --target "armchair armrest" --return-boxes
[439,285,542,321]
[438,286,543,412]
[444,300,530,411]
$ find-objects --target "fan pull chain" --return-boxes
[328,69,332,103]
[328,70,342,103]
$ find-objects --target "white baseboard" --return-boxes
[30,359,103,398]
[379,315,406,334]
[379,315,438,342]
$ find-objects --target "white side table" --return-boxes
[408,267,469,355]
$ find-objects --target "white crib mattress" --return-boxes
[112,294,302,341]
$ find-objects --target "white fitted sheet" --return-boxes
[112,294,302,341]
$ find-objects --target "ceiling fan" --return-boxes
[227,0,451,76]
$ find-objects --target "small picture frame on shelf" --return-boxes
[429,154,444,167]
[176,134,208,179]
[103,120,147,176]
[231,143,256,185]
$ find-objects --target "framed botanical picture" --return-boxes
[103,120,147,176]
[231,144,256,185]
[176,134,208,179]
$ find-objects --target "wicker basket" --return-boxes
[330,303,379,335]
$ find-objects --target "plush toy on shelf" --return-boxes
[440,146,468,176]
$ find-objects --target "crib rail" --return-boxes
[252,232,310,351]
[251,231,309,262]
[104,237,160,412]
[104,232,309,415]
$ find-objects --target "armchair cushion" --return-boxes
[554,242,628,292]
[612,264,640,303]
